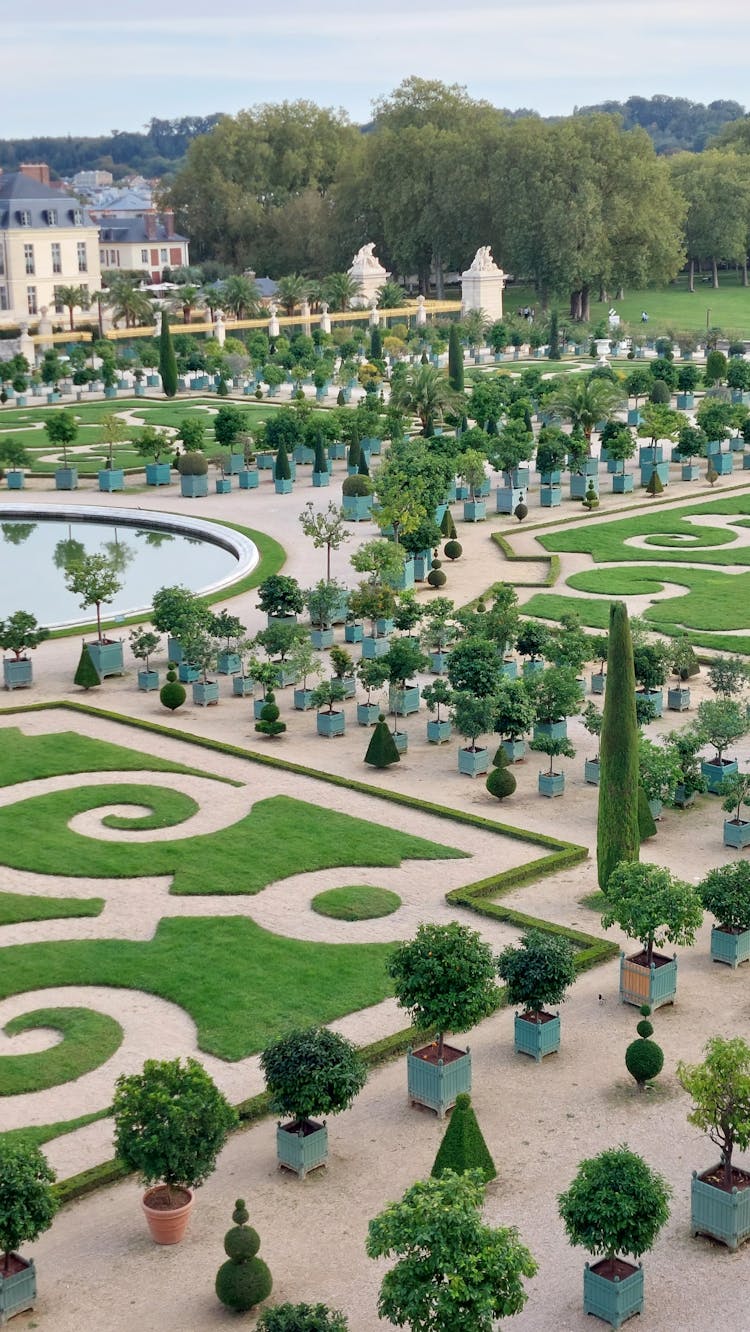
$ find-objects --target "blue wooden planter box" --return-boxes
[540,484,562,507]
[539,771,565,797]
[429,650,449,675]
[192,680,220,706]
[570,473,599,500]
[357,702,381,726]
[667,687,691,711]
[180,475,208,498]
[711,926,750,969]
[627,408,643,425]
[345,622,364,644]
[427,718,452,744]
[389,684,420,716]
[636,688,663,717]
[523,658,545,678]
[495,486,524,513]
[501,659,518,680]
[232,675,254,697]
[702,758,738,794]
[724,819,750,848]
[713,452,734,475]
[86,641,124,679]
[3,658,33,690]
[455,483,470,500]
[239,468,259,489]
[583,1260,643,1328]
[137,669,159,691]
[511,466,530,488]
[256,452,274,469]
[342,494,373,521]
[407,1044,471,1118]
[361,636,390,659]
[55,467,78,490]
[167,637,183,665]
[178,662,201,683]
[539,469,562,485]
[293,445,315,464]
[612,472,634,493]
[639,444,664,464]
[294,687,316,711]
[676,393,695,409]
[276,1120,328,1178]
[591,671,606,694]
[502,738,526,763]
[392,730,408,753]
[386,560,415,593]
[217,651,241,675]
[215,477,232,494]
[585,758,601,785]
[6,470,24,489]
[743,453,750,470]
[317,710,345,737]
[227,453,245,474]
[98,468,125,492]
[267,613,298,629]
[640,461,669,488]
[0,1257,37,1323]
[463,500,486,522]
[680,462,700,480]
[458,746,490,777]
[329,442,346,460]
[310,627,334,650]
[375,618,395,637]
[312,470,329,487]
[413,550,433,581]
[274,478,294,494]
[619,951,677,1009]
[276,664,300,688]
[514,1011,560,1060]
[253,697,267,720]
[691,1169,750,1250]
[534,719,567,742]
[145,462,172,486]
[337,674,356,699]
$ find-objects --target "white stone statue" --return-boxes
[348,243,389,308]
[353,243,380,271]
[268,302,280,338]
[461,246,505,321]
[319,302,331,334]
[469,246,496,273]
[415,295,427,327]
[213,308,226,346]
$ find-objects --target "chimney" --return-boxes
[163,210,175,239]
[144,210,157,241]
[20,163,50,185]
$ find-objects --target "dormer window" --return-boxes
[73,209,83,226]
[46,209,58,225]
[18,210,32,226]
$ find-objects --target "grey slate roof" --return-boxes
[98,217,187,244]
[0,172,88,229]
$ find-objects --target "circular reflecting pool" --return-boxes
[0,506,257,628]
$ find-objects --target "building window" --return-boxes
[27,286,37,315]
[51,242,62,274]
[0,248,5,276]
[47,209,58,225]
[77,242,87,272]
[54,285,64,314]
[141,249,149,264]
[80,283,88,297]
[24,244,35,275]
[100,250,106,265]
[0,287,8,311]
[160,248,167,264]
[18,210,31,226]
[73,209,83,225]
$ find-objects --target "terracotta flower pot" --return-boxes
[142,1185,194,1244]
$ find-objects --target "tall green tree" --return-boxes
[597,602,640,890]
[448,323,464,392]
[159,311,178,397]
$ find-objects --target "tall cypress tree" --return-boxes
[548,309,561,361]
[370,325,383,359]
[159,311,178,398]
[597,601,640,889]
[448,323,464,393]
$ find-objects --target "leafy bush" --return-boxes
[0,1141,58,1270]
[558,1146,670,1261]
[256,1305,349,1332]
[486,764,517,799]
[699,861,750,932]
[260,1027,367,1124]
[388,922,498,1058]
[649,379,671,404]
[496,929,576,1015]
[177,450,208,476]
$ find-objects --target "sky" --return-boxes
[4,0,750,138]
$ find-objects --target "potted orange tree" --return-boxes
[63,552,125,679]
[260,1026,366,1177]
[699,861,750,969]
[0,611,48,690]
[678,1036,750,1251]
[601,861,703,1009]
[497,929,576,1061]
[0,1142,57,1324]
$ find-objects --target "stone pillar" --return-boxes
[213,309,226,346]
[319,303,331,335]
[415,296,427,328]
[268,303,280,339]
[300,298,312,336]
[153,310,162,337]
[460,247,505,322]
[36,306,54,349]
[368,300,380,328]
[348,243,389,309]
[18,322,36,369]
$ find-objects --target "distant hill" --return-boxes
[0,115,223,182]
[574,94,747,153]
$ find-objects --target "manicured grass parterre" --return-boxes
[0,891,102,927]
[1,1006,123,1095]
[0,1109,109,1151]
[0,726,236,787]
[312,885,402,920]
[507,272,750,337]
[100,790,199,830]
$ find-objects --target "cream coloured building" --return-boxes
[0,169,102,327]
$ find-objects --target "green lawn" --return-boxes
[312,885,402,920]
[538,495,750,567]
[0,1109,109,1150]
[0,727,235,788]
[1,1007,123,1095]
[507,273,750,337]
[0,891,102,927]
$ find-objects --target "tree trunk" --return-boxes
[570,290,582,321]
[743,260,748,288]
[581,286,591,322]
[617,286,624,300]
[712,258,719,289]
[688,258,695,293]
[434,254,444,300]
[599,285,608,303]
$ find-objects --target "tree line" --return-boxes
[0,116,223,181]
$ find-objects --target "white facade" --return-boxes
[0,172,101,327]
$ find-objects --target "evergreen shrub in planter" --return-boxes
[260,1027,366,1176]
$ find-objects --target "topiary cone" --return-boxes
[431,1092,496,1183]
[215,1198,272,1312]
[364,715,401,768]
[74,644,101,690]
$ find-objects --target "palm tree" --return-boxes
[276,273,310,316]
[389,364,459,434]
[99,277,154,329]
[322,271,362,313]
[547,374,626,446]
[55,284,91,332]
[171,284,200,325]
[217,275,262,319]
[376,280,406,309]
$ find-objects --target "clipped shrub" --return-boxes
[160,664,186,711]
[342,473,374,497]
[645,470,663,496]
[486,765,517,799]
[256,1304,349,1332]
[514,502,528,522]
[427,556,446,589]
[255,388,263,400]
[440,507,458,539]
[444,539,463,561]
[638,785,657,840]
[706,461,719,486]
[597,602,640,890]
[431,1092,496,1183]
[649,379,671,404]
[74,645,101,690]
[274,441,291,482]
[215,1198,272,1313]
[255,690,286,738]
[364,715,401,768]
[625,1003,664,1092]
[581,481,599,510]
[177,450,208,476]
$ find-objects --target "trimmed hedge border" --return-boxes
[1,700,613,1205]
[490,533,560,588]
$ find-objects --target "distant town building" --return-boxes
[0,166,101,326]
[72,169,114,190]
[94,210,189,281]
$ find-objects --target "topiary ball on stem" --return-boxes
[486,764,517,800]
[215,1198,272,1313]
[427,556,446,589]
[444,539,463,561]
[514,502,528,522]
[255,689,286,738]
[160,664,186,711]
[625,1003,664,1092]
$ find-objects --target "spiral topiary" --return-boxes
[486,765,517,799]
[160,664,186,711]
[255,689,286,738]
[625,1003,664,1092]
[444,539,463,561]
[215,1199,272,1312]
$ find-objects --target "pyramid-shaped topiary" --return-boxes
[364,714,400,768]
[440,507,457,540]
[215,1198,272,1312]
[74,644,101,689]
[431,1092,496,1183]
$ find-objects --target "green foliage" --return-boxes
[497,929,576,1014]
[699,861,750,932]
[255,690,286,738]
[74,645,101,690]
[367,1169,537,1331]
[649,379,671,404]
[0,611,48,659]
[637,784,658,840]
[625,1002,663,1090]
[0,1140,58,1269]
[447,637,500,697]
[432,1093,496,1183]
[256,1305,349,1332]
[515,621,549,661]
[312,885,401,920]
[112,1056,238,1198]
[645,468,664,495]
[0,1007,122,1096]
[160,665,186,711]
[159,311,178,397]
[708,656,749,699]
[531,666,583,724]
[705,349,728,385]
[176,449,208,476]
[494,678,536,742]
[387,922,498,1053]
[598,603,640,890]
[601,861,703,966]
[719,770,750,823]
[450,690,496,748]
[274,439,292,481]
[638,736,681,804]
[444,539,462,561]
[64,553,124,643]
[215,1198,272,1313]
[485,764,517,800]
[448,323,464,393]
[677,1036,750,1188]
[260,1026,367,1123]
[256,574,303,618]
[558,1146,671,1261]
[364,717,401,768]
[695,698,749,763]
